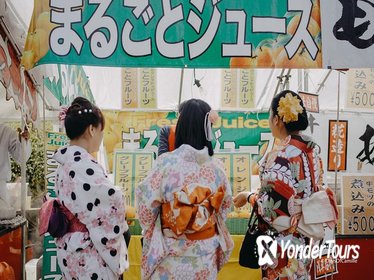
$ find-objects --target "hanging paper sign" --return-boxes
[221,70,237,108]
[232,153,251,197]
[121,68,138,109]
[328,120,348,171]
[341,174,374,235]
[139,68,157,108]
[345,69,374,111]
[298,91,319,113]
[239,69,255,109]
[22,0,322,69]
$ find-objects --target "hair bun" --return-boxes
[64,97,105,140]
[271,90,309,133]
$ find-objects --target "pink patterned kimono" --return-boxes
[53,145,129,279]
[136,144,234,280]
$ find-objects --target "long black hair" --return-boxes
[175,99,214,156]
[270,90,308,133]
[64,97,105,140]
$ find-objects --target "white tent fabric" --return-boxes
[83,67,341,112]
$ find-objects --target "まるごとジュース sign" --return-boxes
[22,0,374,69]
[22,0,325,69]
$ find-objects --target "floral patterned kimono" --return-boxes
[53,146,129,280]
[256,134,323,280]
[136,144,234,280]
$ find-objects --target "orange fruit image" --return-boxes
[230,56,257,68]
[275,47,320,69]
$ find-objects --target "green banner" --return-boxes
[44,65,95,104]
[22,0,322,69]
[42,132,69,279]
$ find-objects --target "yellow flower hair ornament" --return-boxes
[277,93,303,124]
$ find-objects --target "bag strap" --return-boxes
[247,204,258,230]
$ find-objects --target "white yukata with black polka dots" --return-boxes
[53,145,129,280]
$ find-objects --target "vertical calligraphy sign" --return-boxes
[328,120,348,171]
[134,154,153,207]
[341,174,374,235]
[139,68,157,109]
[232,153,251,201]
[113,151,153,207]
[215,152,251,216]
[239,69,255,109]
[221,70,237,109]
[114,153,133,206]
[121,68,138,109]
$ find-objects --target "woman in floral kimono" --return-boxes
[234,90,337,280]
[53,97,129,279]
[137,99,234,280]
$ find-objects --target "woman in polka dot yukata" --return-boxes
[53,97,129,279]
[137,99,234,280]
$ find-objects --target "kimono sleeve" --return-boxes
[256,154,295,227]
[66,160,129,274]
[215,162,232,220]
[136,157,163,233]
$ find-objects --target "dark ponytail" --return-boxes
[175,99,214,156]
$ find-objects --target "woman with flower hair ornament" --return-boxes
[234,90,335,280]
[137,99,233,279]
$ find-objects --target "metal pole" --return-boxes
[304,69,309,92]
[178,68,184,107]
[274,69,285,96]
[334,71,341,198]
[283,69,292,90]
[298,69,303,91]
[256,68,274,109]
[316,69,333,94]
[43,79,47,194]
[20,68,27,280]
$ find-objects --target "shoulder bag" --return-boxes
[239,204,263,269]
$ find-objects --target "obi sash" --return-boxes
[60,203,88,233]
[161,184,225,240]
[272,188,338,240]
[39,198,87,236]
